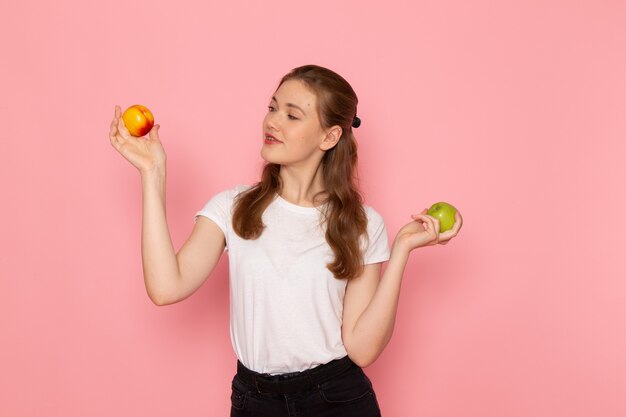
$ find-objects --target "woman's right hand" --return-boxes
[109,105,166,175]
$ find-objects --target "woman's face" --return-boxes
[261,79,336,167]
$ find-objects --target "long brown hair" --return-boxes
[232,65,368,280]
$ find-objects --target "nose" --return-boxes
[265,111,279,132]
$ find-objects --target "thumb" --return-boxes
[148,124,160,140]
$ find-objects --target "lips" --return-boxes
[264,133,283,143]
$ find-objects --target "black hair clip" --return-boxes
[352,116,361,128]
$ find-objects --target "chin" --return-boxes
[260,147,282,165]
[260,147,271,162]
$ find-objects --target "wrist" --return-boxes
[140,165,166,181]
[390,242,411,261]
[140,167,167,199]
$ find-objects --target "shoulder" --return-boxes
[195,184,254,228]
[224,183,253,198]
[363,204,386,229]
[196,184,253,214]
[360,204,390,263]
[209,184,253,203]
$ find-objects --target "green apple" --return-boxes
[427,202,457,233]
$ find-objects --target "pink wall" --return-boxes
[1,0,625,416]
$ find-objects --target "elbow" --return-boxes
[147,287,169,306]
[348,351,377,368]
[351,356,371,368]
[345,342,380,368]
[144,274,176,306]
[149,293,166,306]
[345,334,390,368]
[152,297,167,306]
[149,287,185,306]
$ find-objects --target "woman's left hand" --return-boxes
[393,208,463,253]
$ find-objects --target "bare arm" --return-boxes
[341,258,404,368]
[342,209,463,367]
[110,105,225,306]
[140,171,226,305]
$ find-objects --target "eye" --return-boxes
[267,105,275,112]
[288,114,298,120]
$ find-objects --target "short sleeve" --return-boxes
[194,184,250,237]
[363,206,391,265]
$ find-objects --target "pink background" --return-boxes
[1,0,625,416]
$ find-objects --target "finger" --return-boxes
[117,117,131,136]
[410,214,430,223]
[414,208,428,217]
[445,213,462,235]
[439,231,454,242]
[109,120,117,137]
[414,215,439,240]
[412,213,432,220]
[110,134,120,149]
[412,214,437,227]
[110,127,120,148]
[410,214,425,223]
[426,215,440,234]
[440,217,462,241]
[423,216,440,244]
[109,116,119,136]
[455,211,463,232]
[110,121,127,148]
[148,124,160,142]
[409,215,429,233]
[110,128,125,149]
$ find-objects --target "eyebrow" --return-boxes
[271,96,307,116]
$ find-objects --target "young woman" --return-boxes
[109,64,462,416]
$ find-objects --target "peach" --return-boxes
[122,104,155,137]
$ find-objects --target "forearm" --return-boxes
[349,248,410,366]
[140,169,180,304]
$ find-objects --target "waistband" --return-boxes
[236,356,357,394]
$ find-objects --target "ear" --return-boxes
[320,125,342,151]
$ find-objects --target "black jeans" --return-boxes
[230,355,382,416]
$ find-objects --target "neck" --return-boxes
[278,162,326,207]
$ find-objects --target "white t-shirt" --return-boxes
[195,185,390,375]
